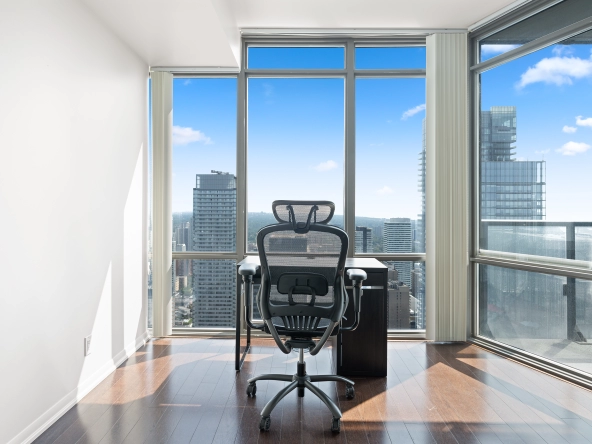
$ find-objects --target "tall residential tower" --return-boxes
[192,172,237,327]
[383,218,412,287]
[480,106,546,220]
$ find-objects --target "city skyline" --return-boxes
[171,41,592,223]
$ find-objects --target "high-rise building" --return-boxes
[388,283,410,330]
[386,266,411,329]
[414,119,426,329]
[176,222,192,251]
[383,218,412,287]
[480,106,546,220]
[192,172,237,327]
[355,226,373,253]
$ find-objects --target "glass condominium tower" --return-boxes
[192,172,237,327]
[480,106,546,220]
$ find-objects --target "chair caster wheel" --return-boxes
[331,417,341,433]
[345,384,355,399]
[259,416,271,431]
[246,383,257,397]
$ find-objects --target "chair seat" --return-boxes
[267,316,338,337]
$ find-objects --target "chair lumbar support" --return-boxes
[243,200,365,433]
[246,348,355,433]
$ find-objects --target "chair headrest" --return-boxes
[272,200,335,233]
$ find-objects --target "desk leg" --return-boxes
[235,276,251,371]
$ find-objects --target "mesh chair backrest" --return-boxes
[272,201,334,232]
[257,222,348,329]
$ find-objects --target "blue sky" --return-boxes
[171,43,591,222]
[172,48,426,219]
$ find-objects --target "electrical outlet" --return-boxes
[84,335,92,356]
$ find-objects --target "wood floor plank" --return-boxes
[35,338,592,444]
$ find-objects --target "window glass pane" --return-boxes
[381,261,425,331]
[479,264,592,373]
[355,78,425,254]
[172,78,237,253]
[173,259,236,328]
[355,47,426,69]
[479,0,592,62]
[248,47,344,69]
[247,78,345,251]
[479,35,592,263]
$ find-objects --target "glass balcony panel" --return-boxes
[479,264,592,373]
[172,78,237,253]
[248,47,344,69]
[355,78,425,254]
[172,259,237,329]
[576,227,592,262]
[355,47,426,69]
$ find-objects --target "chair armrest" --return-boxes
[346,268,367,282]
[239,263,259,277]
[346,269,366,315]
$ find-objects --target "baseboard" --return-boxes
[11,331,150,444]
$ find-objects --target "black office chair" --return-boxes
[238,200,366,433]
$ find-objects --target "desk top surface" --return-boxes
[237,256,386,270]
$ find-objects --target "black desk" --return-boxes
[235,257,387,377]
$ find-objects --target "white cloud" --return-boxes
[262,83,274,97]
[552,46,575,57]
[376,186,393,195]
[183,79,191,86]
[313,160,338,172]
[481,44,519,55]
[517,55,592,89]
[172,125,212,145]
[535,149,550,154]
[576,116,592,127]
[401,104,426,120]
[556,141,591,156]
[563,125,577,133]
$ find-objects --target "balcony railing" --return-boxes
[480,220,592,342]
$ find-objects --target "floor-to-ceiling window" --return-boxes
[153,37,427,335]
[471,0,592,376]
[354,48,426,331]
[171,77,238,329]
[242,39,427,334]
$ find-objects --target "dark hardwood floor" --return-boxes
[35,337,592,443]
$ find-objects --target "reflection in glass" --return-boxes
[479,264,592,373]
[479,0,592,62]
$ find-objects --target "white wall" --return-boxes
[0,1,149,443]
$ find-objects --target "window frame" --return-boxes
[469,0,592,386]
[159,37,428,335]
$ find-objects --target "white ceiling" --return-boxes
[80,0,525,68]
